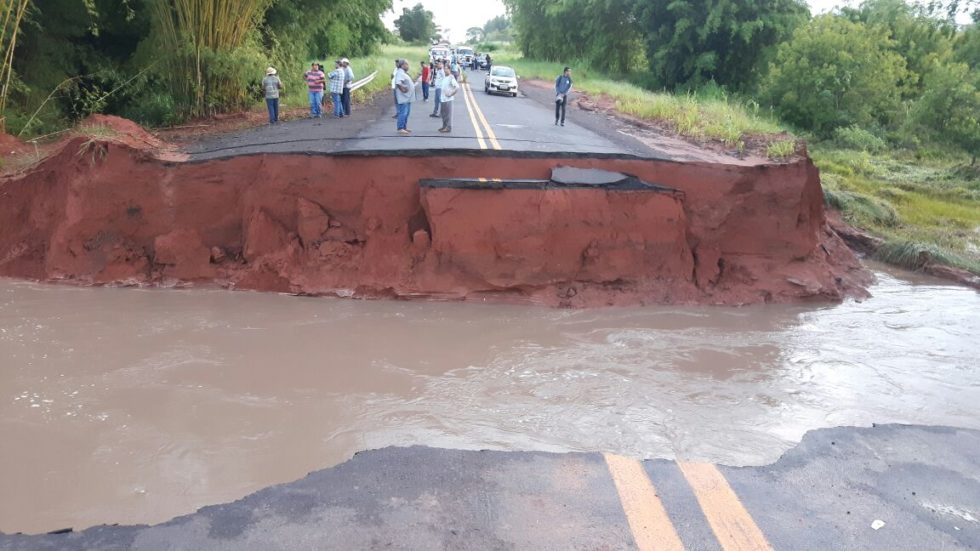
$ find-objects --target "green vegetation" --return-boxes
[393,3,435,44]
[3,0,392,135]
[815,147,979,274]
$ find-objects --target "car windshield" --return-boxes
[458,49,473,55]
[491,67,516,78]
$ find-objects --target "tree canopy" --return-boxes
[394,3,436,43]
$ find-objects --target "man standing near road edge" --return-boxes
[304,62,326,118]
[390,59,400,118]
[262,67,283,124]
[430,59,444,117]
[394,59,414,136]
[438,63,459,134]
[341,58,354,116]
[328,60,345,118]
[555,67,572,127]
[420,61,430,102]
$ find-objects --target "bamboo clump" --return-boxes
[152,0,271,118]
[0,0,30,133]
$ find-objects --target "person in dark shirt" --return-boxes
[555,67,572,127]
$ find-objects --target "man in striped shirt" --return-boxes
[304,62,326,118]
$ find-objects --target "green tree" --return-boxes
[761,15,910,136]
[504,0,640,73]
[911,61,980,163]
[394,3,435,43]
[843,0,956,95]
[466,27,484,43]
[954,11,980,71]
[633,0,809,91]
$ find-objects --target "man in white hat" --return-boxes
[262,66,283,124]
[341,58,354,116]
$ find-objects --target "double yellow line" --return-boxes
[605,454,774,551]
[459,81,501,150]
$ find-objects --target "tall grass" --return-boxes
[0,0,30,132]
[151,0,272,118]
[816,147,980,275]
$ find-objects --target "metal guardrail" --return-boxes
[349,71,378,92]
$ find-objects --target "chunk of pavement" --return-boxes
[551,166,629,186]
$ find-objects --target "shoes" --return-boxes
[429,113,439,118]
[392,114,398,118]
[398,129,411,136]
[561,122,565,126]
[555,120,559,125]
[438,127,450,133]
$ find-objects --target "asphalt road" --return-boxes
[2,425,977,550]
[185,70,660,161]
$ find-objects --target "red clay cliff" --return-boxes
[0,121,870,307]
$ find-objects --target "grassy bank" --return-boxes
[815,148,980,274]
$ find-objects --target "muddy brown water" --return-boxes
[1,263,978,534]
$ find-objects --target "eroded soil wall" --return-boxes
[0,140,869,306]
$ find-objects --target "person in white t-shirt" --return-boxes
[438,63,459,133]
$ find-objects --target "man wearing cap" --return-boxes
[327,60,345,118]
[304,62,326,118]
[341,58,354,116]
[262,67,283,124]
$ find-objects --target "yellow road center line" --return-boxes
[458,80,487,150]
[464,83,502,150]
[677,462,774,551]
[604,453,685,551]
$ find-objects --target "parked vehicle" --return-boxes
[456,46,474,67]
[475,54,488,70]
[484,66,518,97]
[429,47,450,62]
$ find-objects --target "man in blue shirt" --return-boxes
[555,67,572,127]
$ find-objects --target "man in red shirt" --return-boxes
[420,61,431,102]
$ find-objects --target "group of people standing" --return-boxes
[260,57,573,132]
[260,59,356,124]
[391,57,460,136]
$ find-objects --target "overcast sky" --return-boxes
[383,0,967,44]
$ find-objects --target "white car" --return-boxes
[484,66,518,97]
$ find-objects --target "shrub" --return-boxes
[833,125,887,153]
[761,16,910,137]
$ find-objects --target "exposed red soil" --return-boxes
[0,128,871,307]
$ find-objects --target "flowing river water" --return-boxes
[1,263,978,534]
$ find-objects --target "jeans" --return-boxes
[440,100,453,131]
[342,88,351,116]
[555,94,567,123]
[422,82,429,101]
[265,98,279,123]
[331,93,343,117]
[396,101,411,130]
[308,91,323,117]
[431,87,442,115]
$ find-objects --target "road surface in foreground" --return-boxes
[1,425,977,550]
